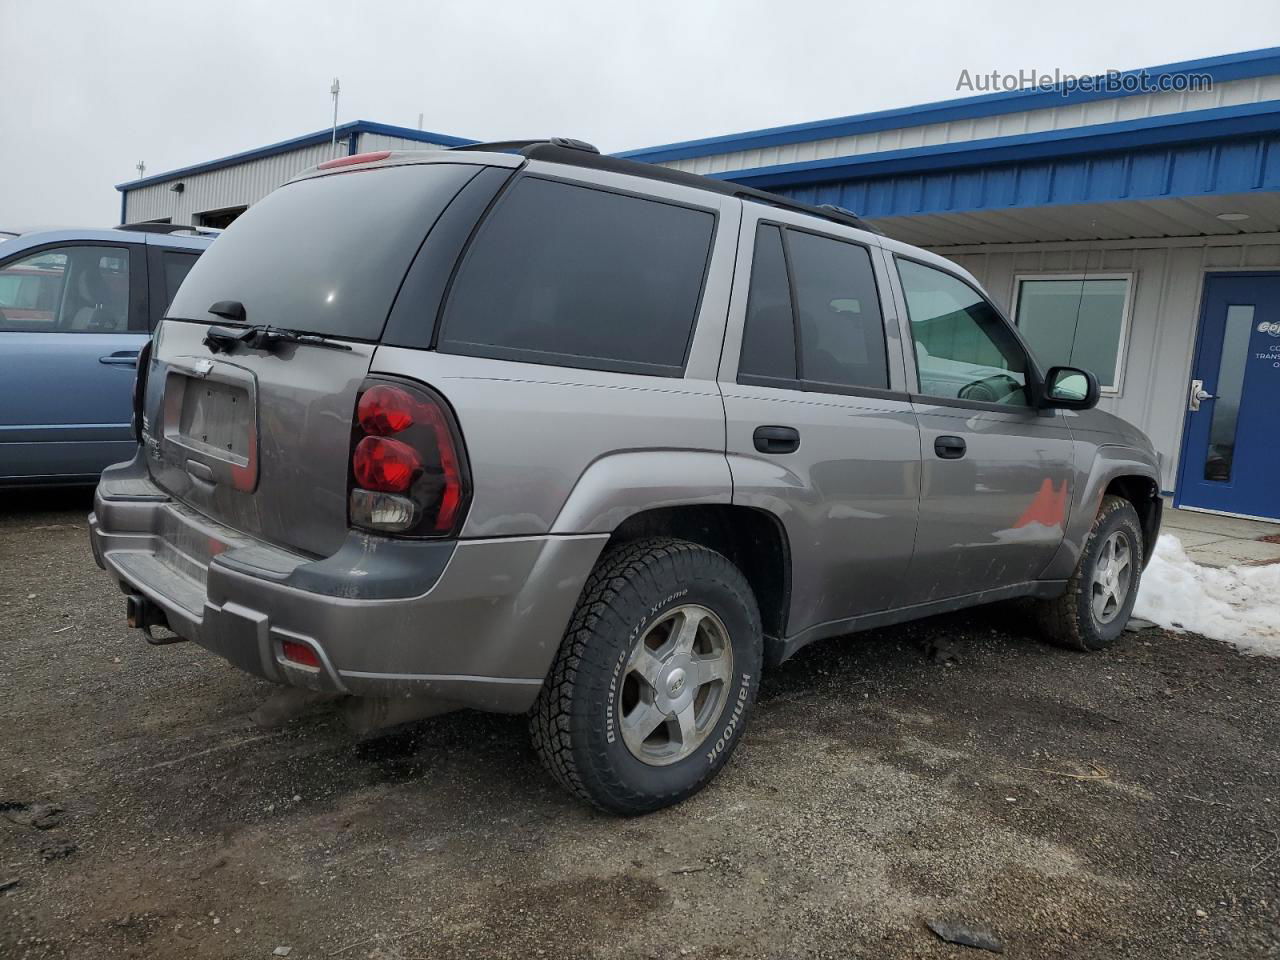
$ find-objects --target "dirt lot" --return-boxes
[2,490,1279,960]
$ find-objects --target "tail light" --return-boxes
[347,379,470,537]
[131,338,153,443]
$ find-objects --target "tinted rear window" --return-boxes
[437,177,715,376]
[738,225,796,382]
[167,163,480,340]
[787,231,888,390]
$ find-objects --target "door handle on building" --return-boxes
[1188,379,1215,412]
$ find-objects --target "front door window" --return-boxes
[0,245,132,333]
[896,258,1030,406]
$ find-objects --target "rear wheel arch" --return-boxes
[604,504,791,648]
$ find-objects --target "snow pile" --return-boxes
[1134,534,1280,656]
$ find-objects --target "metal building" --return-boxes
[117,120,473,227]
[625,47,1280,522]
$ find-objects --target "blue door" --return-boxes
[1176,272,1280,521]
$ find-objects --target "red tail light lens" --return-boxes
[357,384,415,435]
[353,436,421,492]
[348,379,470,537]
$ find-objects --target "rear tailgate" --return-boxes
[143,159,501,557]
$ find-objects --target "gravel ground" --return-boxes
[2,489,1279,959]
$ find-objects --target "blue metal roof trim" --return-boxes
[619,47,1280,163]
[764,131,1280,221]
[116,121,477,192]
[710,102,1280,190]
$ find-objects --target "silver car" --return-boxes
[89,140,1162,814]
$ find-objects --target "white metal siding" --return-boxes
[660,74,1280,175]
[123,139,353,225]
[123,134,459,225]
[936,234,1280,491]
[357,133,455,153]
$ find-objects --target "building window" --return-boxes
[195,206,248,229]
[1013,275,1132,393]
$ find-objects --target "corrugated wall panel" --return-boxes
[660,75,1280,176]
[775,134,1280,223]
[358,133,455,153]
[123,140,351,225]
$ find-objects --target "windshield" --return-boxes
[166,163,481,341]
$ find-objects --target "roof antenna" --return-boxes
[135,160,146,179]
[330,77,341,156]
[1067,218,1098,364]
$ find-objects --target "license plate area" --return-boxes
[161,357,259,492]
[179,380,251,458]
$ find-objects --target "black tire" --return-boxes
[1036,495,1145,651]
[530,537,763,815]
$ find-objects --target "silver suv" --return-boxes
[89,140,1162,814]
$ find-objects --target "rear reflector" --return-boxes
[280,640,321,668]
[317,150,392,170]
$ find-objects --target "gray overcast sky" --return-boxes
[2,0,1278,229]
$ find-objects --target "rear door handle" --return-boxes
[753,425,800,454]
[934,435,966,459]
[99,351,139,367]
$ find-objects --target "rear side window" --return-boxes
[738,226,796,382]
[167,163,482,340]
[438,177,715,376]
[736,224,888,392]
[160,251,199,309]
[788,231,887,391]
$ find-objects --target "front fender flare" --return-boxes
[1042,445,1160,580]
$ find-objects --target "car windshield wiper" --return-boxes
[203,323,353,354]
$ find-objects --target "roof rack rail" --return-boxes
[451,137,599,155]
[502,142,880,235]
[116,222,222,237]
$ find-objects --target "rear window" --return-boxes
[166,163,481,340]
[437,177,715,376]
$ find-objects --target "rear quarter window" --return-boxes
[437,177,716,376]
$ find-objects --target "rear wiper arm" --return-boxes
[203,323,353,354]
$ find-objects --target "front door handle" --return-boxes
[934,435,967,459]
[753,425,800,454]
[99,351,139,367]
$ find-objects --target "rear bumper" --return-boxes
[89,459,607,712]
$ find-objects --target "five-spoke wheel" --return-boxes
[618,604,734,766]
[1091,529,1134,625]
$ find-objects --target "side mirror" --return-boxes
[1043,365,1100,410]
